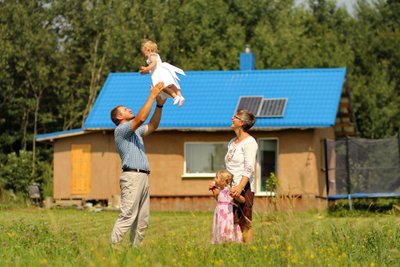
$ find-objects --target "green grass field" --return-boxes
[0,207,399,267]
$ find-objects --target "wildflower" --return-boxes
[214,259,224,266]
[7,232,16,238]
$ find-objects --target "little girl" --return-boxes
[209,170,245,244]
[139,39,186,107]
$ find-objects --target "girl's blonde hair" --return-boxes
[141,39,158,54]
[216,170,234,187]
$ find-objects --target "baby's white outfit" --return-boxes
[147,53,185,103]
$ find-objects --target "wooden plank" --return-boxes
[54,199,83,207]
[70,144,91,195]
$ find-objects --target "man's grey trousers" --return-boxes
[111,172,150,246]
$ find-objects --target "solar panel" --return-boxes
[235,96,263,115]
[258,98,288,117]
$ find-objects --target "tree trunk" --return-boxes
[81,35,106,127]
[21,105,30,151]
[32,91,42,178]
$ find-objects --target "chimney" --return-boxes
[240,44,255,71]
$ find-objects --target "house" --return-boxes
[36,53,357,211]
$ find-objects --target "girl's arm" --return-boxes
[140,54,157,74]
[234,194,245,203]
[211,188,219,200]
[209,182,219,200]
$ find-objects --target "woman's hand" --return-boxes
[230,185,243,197]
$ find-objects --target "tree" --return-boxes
[350,0,400,138]
[1,0,400,192]
[0,150,51,196]
[0,1,60,178]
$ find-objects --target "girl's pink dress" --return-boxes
[211,187,243,244]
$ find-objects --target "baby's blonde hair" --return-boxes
[141,39,158,54]
[216,170,234,187]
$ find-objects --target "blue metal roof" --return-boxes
[84,68,346,130]
[36,68,347,140]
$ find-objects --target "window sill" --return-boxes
[255,191,276,197]
[182,173,215,179]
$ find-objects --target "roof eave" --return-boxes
[155,126,332,132]
[86,125,332,132]
[36,125,334,142]
[36,129,87,142]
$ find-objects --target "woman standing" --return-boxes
[225,109,258,243]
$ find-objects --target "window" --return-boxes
[184,142,228,177]
[257,139,278,195]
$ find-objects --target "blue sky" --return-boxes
[295,0,359,14]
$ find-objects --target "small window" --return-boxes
[257,139,278,195]
[184,142,228,177]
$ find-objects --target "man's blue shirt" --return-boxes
[114,121,149,171]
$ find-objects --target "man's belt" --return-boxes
[122,168,150,175]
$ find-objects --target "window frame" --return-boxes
[183,141,228,178]
[255,138,279,196]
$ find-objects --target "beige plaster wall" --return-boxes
[146,128,334,198]
[253,128,334,197]
[53,131,120,200]
[52,127,334,204]
[144,131,235,196]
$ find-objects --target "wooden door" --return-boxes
[70,144,91,195]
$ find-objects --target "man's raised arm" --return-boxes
[130,82,164,131]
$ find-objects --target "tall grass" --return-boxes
[0,207,399,266]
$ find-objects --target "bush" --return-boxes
[328,198,400,215]
[36,158,53,197]
[266,172,279,192]
[0,150,52,199]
